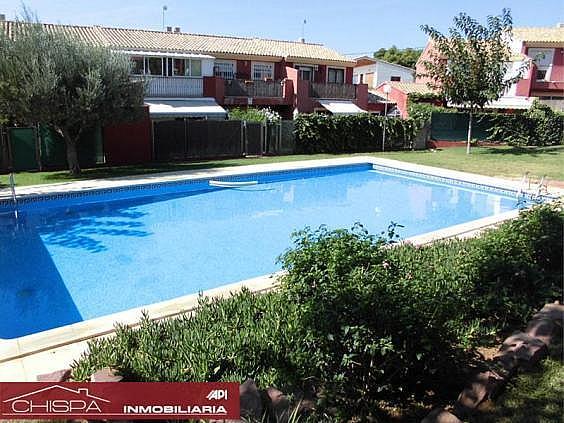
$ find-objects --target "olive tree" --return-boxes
[419,9,527,154]
[0,21,144,174]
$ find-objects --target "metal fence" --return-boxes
[132,76,204,98]
[310,83,356,99]
[431,112,496,141]
[224,80,283,98]
[0,126,104,172]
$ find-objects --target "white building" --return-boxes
[353,56,414,89]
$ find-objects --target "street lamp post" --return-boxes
[382,83,391,152]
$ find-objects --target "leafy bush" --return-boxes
[407,100,452,129]
[72,289,304,389]
[228,107,281,123]
[71,204,562,420]
[293,113,417,154]
[487,102,564,146]
[278,204,562,418]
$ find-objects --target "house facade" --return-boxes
[3,21,368,119]
[511,26,564,110]
[415,25,564,111]
[353,56,415,88]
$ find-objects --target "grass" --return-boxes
[1,145,563,188]
[470,336,564,423]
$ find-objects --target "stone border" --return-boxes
[0,272,281,363]
[422,302,564,423]
[0,157,561,377]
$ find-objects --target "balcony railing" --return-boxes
[225,79,283,97]
[133,76,204,97]
[310,83,357,99]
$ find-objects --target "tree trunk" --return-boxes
[64,134,81,176]
[466,110,473,155]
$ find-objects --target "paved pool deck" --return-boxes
[1,156,562,381]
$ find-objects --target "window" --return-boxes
[190,60,202,77]
[328,68,345,84]
[296,65,314,81]
[214,61,236,79]
[166,58,185,76]
[163,58,203,77]
[131,56,144,75]
[390,76,401,82]
[145,57,163,76]
[252,62,274,80]
[536,69,548,81]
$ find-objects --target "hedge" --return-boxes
[486,102,564,146]
[71,204,563,420]
[293,113,417,154]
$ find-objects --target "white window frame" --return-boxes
[327,66,346,84]
[144,56,164,76]
[529,48,554,81]
[295,64,315,81]
[214,60,237,79]
[252,61,275,80]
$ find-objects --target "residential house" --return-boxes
[0,20,368,119]
[415,24,564,111]
[372,81,438,118]
[511,25,564,111]
[353,56,415,88]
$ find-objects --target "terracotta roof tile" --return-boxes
[2,21,354,65]
[386,82,436,95]
[512,26,564,44]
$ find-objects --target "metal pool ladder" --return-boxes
[8,172,18,219]
[516,172,530,199]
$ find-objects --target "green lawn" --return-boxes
[1,145,563,188]
[470,337,563,423]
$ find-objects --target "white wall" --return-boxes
[202,58,215,77]
[353,60,414,88]
[376,62,414,85]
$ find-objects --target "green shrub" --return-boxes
[487,102,564,146]
[228,107,281,123]
[277,204,562,418]
[293,113,417,154]
[72,289,304,389]
[71,204,562,420]
[407,101,453,129]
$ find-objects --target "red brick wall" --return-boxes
[236,60,251,80]
[316,65,326,83]
[354,84,368,110]
[203,76,225,103]
[346,67,353,84]
[550,47,564,82]
[103,106,152,165]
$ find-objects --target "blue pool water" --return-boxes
[0,164,520,338]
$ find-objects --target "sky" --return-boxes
[0,0,562,55]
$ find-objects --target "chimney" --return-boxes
[166,26,173,32]
[0,14,5,21]
[174,26,181,33]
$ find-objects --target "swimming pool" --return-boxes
[0,160,527,339]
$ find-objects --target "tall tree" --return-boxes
[373,46,423,69]
[0,19,145,174]
[420,9,526,153]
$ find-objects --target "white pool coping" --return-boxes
[0,156,561,381]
